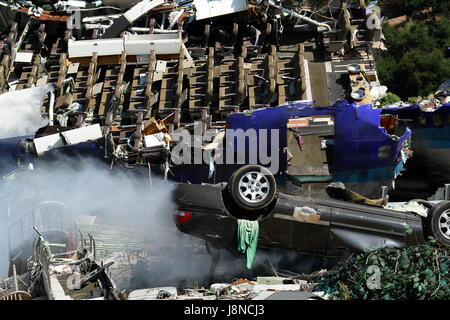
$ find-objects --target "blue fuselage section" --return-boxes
[227,100,411,185]
[382,102,450,184]
[382,103,450,150]
[0,100,411,198]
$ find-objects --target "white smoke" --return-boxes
[0,85,51,139]
[0,86,308,290]
[0,155,318,289]
[0,156,253,288]
[0,84,253,289]
[0,156,174,277]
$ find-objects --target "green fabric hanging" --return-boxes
[237,219,259,269]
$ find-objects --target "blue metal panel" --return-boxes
[226,100,411,181]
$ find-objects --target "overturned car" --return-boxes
[173,165,450,266]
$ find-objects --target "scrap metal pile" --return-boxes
[0,198,124,301]
[0,206,325,301]
[380,81,450,200]
[0,0,383,167]
[125,276,325,300]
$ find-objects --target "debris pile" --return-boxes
[380,80,450,200]
[317,243,450,300]
[382,80,450,111]
[3,0,449,302]
[126,276,324,300]
[0,0,411,201]
[0,0,385,166]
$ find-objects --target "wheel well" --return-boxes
[221,187,276,221]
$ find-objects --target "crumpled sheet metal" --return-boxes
[385,201,429,218]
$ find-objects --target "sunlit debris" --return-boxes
[0,0,405,200]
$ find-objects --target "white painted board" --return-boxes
[123,0,165,22]
[68,34,181,58]
[68,38,124,58]
[194,0,248,20]
[124,33,181,55]
[67,62,80,74]
[15,51,33,63]
[143,132,165,149]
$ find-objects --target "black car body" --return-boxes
[173,182,426,261]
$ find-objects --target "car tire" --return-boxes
[426,201,450,246]
[228,165,277,211]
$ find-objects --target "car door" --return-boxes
[259,195,331,255]
[325,199,420,257]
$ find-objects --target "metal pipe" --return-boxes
[381,185,388,198]
[82,14,121,23]
[129,27,178,33]
[267,0,332,32]
[84,23,110,30]
[48,89,55,126]
[12,265,18,292]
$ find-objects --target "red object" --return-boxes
[294,127,304,151]
[18,8,69,21]
[380,115,397,134]
[175,210,192,224]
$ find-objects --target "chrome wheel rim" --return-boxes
[238,171,270,204]
[438,209,450,240]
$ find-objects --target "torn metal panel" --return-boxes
[382,101,450,189]
[123,0,166,21]
[292,206,321,224]
[103,0,166,38]
[33,124,103,156]
[386,201,428,218]
[128,287,177,300]
[193,0,248,20]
